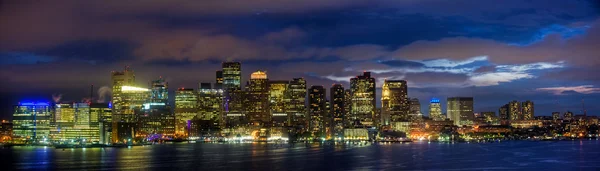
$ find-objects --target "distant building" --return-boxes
[552,112,561,121]
[0,120,12,143]
[408,98,422,121]
[196,83,224,136]
[330,84,345,139]
[308,85,326,136]
[508,101,522,121]
[564,111,574,121]
[381,79,407,125]
[215,70,223,88]
[91,103,112,144]
[222,62,242,90]
[111,67,146,143]
[175,88,197,136]
[521,101,534,120]
[12,102,52,144]
[350,72,376,127]
[447,97,474,126]
[429,98,443,121]
[285,78,307,128]
[246,71,270,126]
[269,80,289,127]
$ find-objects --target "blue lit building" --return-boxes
[12,102,52,144]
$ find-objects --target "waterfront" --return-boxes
[1,140,599,170]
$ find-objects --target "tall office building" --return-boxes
[269,80,289,127]
[12,102,51,144]
[447,97,474,126]
[222,62,242,90]
[350,72,376,127]
[197,83,224,132]
[344,89,352,127]
[110,67,143,143]
[408,98,422,121]
[285,78,307,128]
[111,67,135,116]
[508,101,522,121]
[381,80,408,125]
[138,101,175,139]
[499,104,509,121]
[521,101,534,120]
[429,98,443,121]
[330,84,345,138]
[174,88,198,136]
[308,85,326,135]
[150,77,168,103]
[246,71,270,126]
[91,103,112,144]
[223,89,246,128]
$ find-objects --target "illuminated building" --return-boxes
[0,120,12,143]
[138,102,175,140]
[552,112,560,121]
[510,120,543,128]
[50,102,101,144]
[246,71,270,126]
[521,101,534,120]
[408,98,422,121]
[499,104,509,121]
[507,101,523,120]
[12,102,51,144]
[285,78,307,129]
[175,88,198,136]
[269,80,289,127]
[91,103,112,144]
[481,112,498,124]
[344,89,352,126]
[150,77,168,103]
[55,103,75,123]
[308,85,326,136]
[350,72,376,127]
[222,62,242,90]
[196,83,224,136]
[447,97,474,126]
[111,66,135,116]
[381,80,408,125]
[113,85,150,143]
[429,98,443,121]
[330,84,345,139]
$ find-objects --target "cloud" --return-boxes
[467,72,534,86]
[420,56,488,67]
[536,85,600,95]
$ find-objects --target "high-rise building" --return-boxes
[381,80,408,125]
[408,98,422,121]
[330,84,345,139]
[447,97,474,126]
[508,101,522,121]
[222,62,242,90]
[521,101,534,120]
[350,72,376,127]
[499,104,509,121]
[344,89,352,127]
[150,77,168,103]
[12,102,51,144]
[285,78,307,128]
[138,102,175,139]
[564,111,573,121]
[174,88,198,136]
[552,112,560,121]
[111,66,135,116]
[111,67,144,143]
[216,70,223,89]
[91,103,112,144]
[246,71,270,126]
[197,83,224,133]
[269,80,289,127]
[429,98,443,121]
[223,89,246,128]
[308,85,326,136]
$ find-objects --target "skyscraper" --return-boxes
[285,78,307,128]
[269,80,289,127]
[330,84,345,138]
[222,62,241,90]
[499,104,509,121]
[429,98,443,121]
[111,66,135,116]
[91,103,112,144]
[521,101,534,120]
[196,83,223,136]
[381,80,409,126]
[408,98,421,121]
[174,88,197,136]
[350,72,376,127]
[447,97,474,126]
[308,85,326,136]
[150,77,168,103]
[246,71,270,126]
[215,70,223,89]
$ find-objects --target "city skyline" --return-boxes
[2,1,600,119]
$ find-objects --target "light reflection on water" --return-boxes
[1,140,599,170]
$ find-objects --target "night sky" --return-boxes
[2,0,600,120]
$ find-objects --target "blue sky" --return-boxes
[1,0,600,118]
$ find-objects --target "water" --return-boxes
[1,140,600,170]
